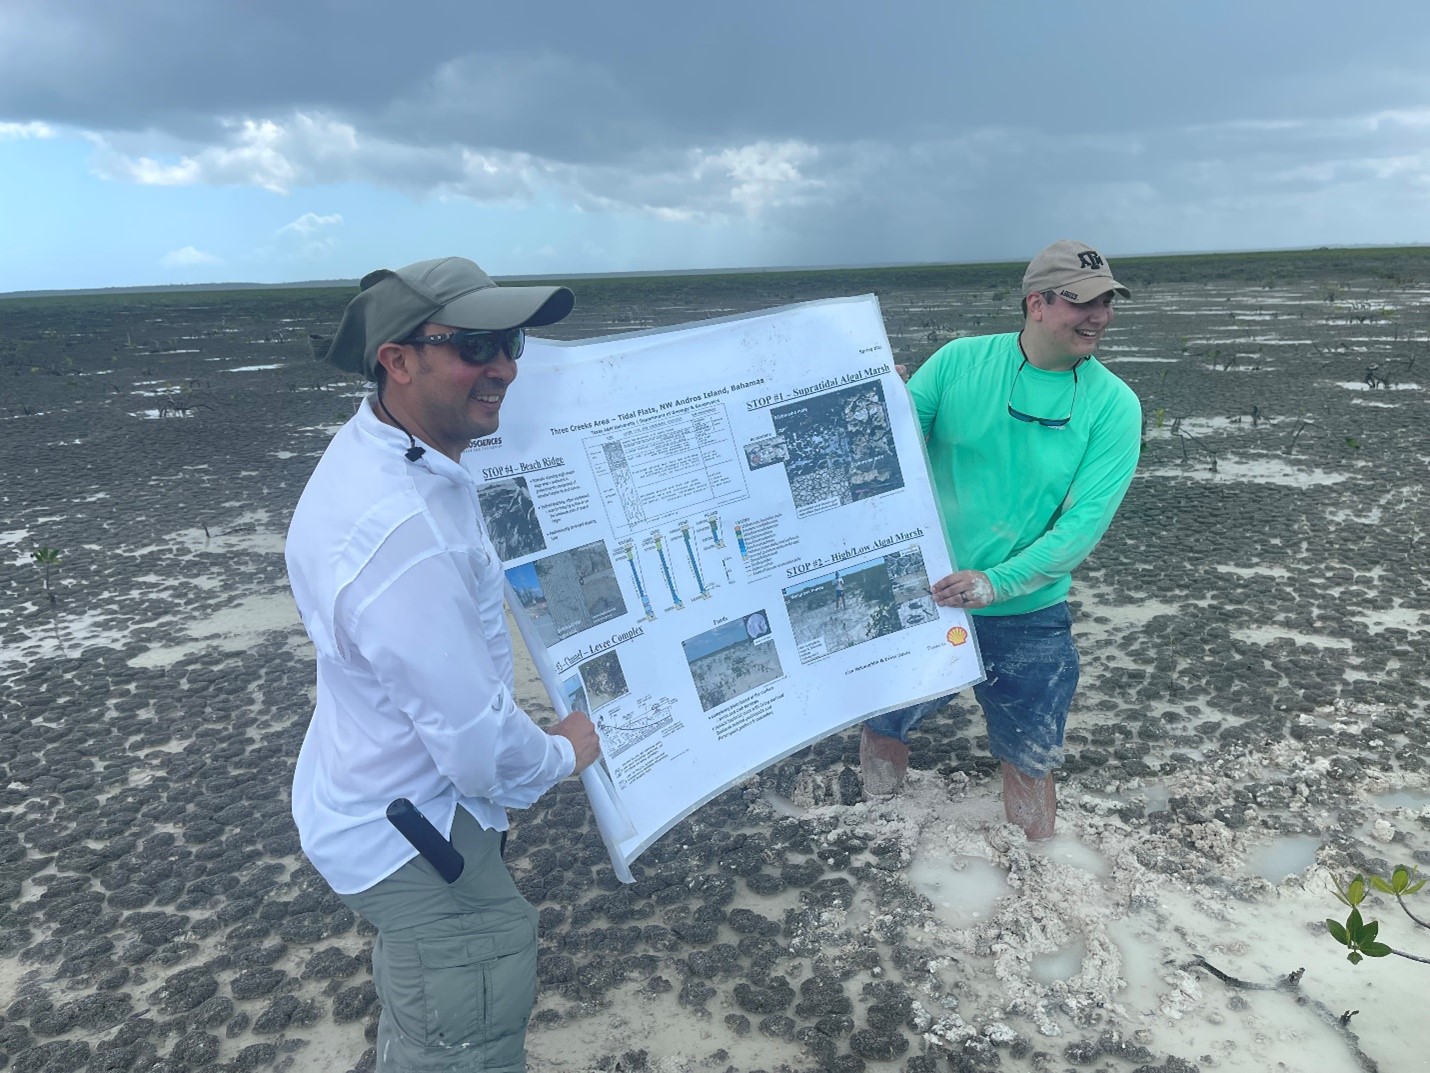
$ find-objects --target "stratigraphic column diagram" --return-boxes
[678,522,711,600]
[652,532,683,610]
[619,541,655,621]
[706,514,725,548]
[602,440,647,526]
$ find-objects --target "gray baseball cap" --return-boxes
[315,256,574,377]
[1022,240,1131,303]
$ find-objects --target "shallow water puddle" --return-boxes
[1028,834,1111,877]
[1371,788,1430,811]
[758,789,803,817]
[1146,415,1268,438]
[907,854,1008,927]
[1245,834,1321,883]
[1141,783,1172,813]
[1030,937,1087,984]
[1140,458,1349,486]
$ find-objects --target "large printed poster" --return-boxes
[466,295,983,880]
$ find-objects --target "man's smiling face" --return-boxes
[1026,290,1115,367]
[406,321,518,451]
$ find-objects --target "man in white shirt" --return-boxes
[287,256,601,1073]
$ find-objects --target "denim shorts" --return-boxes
[864,602,1079,778]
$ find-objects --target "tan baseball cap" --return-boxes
[315,256,574,377]
[1022,240,1130,303]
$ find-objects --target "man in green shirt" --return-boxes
[861,240,1142,839]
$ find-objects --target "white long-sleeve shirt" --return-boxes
[286,396,574,895]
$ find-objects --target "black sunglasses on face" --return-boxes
[404,327,525,365]
[1007,358,1078,428]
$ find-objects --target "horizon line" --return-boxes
[5,240,1428,301]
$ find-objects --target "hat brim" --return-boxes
[433,284,574,332]
[1053,275,1132,303]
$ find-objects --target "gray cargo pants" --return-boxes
[340,808,538,1073]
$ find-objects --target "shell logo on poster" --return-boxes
[946,626,968,645]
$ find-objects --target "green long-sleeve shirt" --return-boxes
[910,331,1141,616]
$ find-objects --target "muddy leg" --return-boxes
[860,726,909,797]
[1002,761,1056,840]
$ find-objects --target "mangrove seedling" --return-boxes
[1327,867,1430,966]
[31,546,60,600]
[31,546,65,653]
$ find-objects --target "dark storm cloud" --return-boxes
[5,0,1430,262]
[0,0,412,131]
[8,0,1430,150]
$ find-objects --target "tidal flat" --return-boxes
[2,247,1428,1073]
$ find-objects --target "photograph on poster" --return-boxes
[580,649,629,711]
[561,672,590,718]
[506,540,628,646]
[476,476,546,561]
[783,546,936,662]
[681,612,786,712]
[771,381,904,513]
[743,435,789,470]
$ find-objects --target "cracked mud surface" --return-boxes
[2,252,1428,1073]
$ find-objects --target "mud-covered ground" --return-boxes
[2,249,1428,1073]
